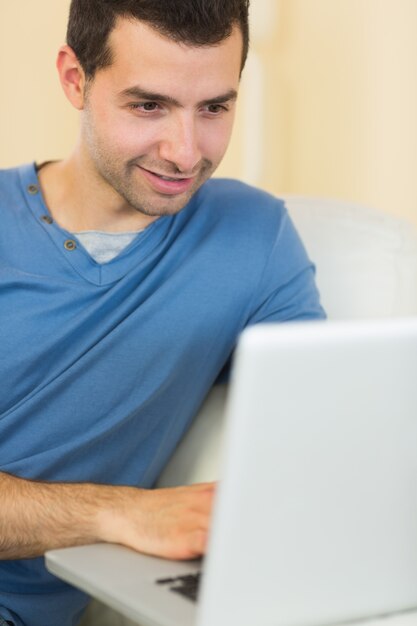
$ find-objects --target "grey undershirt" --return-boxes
[74,230,143,264]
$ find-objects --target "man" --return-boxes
[0,1,325,625]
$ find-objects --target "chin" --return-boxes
[132,199,187,218]
[135,191,197,217]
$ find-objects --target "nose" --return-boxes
[158,113,202,175]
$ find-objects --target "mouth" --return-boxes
[137,166,195,196]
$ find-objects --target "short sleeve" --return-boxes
[244,204,326,326]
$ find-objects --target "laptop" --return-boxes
[46,318,417,626]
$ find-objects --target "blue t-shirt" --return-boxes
[0,163,325,626]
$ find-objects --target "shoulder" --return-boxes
[193,178,288,238]
[0,163,34,197]
[198,178,285,215]
[0,163,30,181]
[0,163,39,220]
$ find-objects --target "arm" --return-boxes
[0,471,214,561]
[245,206,326,326]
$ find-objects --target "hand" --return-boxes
[98,482,216,560]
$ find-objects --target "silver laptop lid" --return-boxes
[198,319,417,626]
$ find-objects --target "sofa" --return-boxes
[80,196,417,625]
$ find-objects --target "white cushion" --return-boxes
[284,196,417,319]
[157,384,228,487]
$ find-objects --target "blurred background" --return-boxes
[1,0,416,225]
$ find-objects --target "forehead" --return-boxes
[98,17,243,98]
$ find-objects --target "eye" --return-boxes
[129,101,161,113]
[206,104,228,115]
[142,101,159,112]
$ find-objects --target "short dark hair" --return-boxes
[67,0,250,79]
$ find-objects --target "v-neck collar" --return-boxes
[19,163,177,286]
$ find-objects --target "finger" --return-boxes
[189,528,209,557]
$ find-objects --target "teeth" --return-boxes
[153,173,181,181]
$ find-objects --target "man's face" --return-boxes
[80,18,243,217]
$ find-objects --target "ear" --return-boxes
[56,45,88,110]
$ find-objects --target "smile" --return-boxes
[137,166,195,196]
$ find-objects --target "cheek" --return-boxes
[200,120,234,161]
[87,93,158,154]
[100,114,162,156]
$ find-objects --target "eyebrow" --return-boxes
[119,86,238,108]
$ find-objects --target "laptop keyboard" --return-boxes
[156,572,202,602]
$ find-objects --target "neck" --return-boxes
[37,146,159,233]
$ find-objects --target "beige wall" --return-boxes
[0,1,78,166]
[1,1,416,226]
[219,0,417,227]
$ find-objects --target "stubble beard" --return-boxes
[84,124,214,218]
[109,156,215,217]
